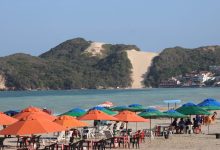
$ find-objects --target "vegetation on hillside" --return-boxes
[0,38,134,90]
[144,46,220,87]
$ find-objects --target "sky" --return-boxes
[0,0,220,56]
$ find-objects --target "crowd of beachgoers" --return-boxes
[0,98,220,150]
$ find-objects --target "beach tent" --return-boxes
[197,98,220,111]
[60,108,86,117]
[0,112,18,126]
[139,108,167,137]
[89,106,116,115]
[54,115,88,130]
[176,103,211,115]
[14,106,56,121]
[0,114,65,135]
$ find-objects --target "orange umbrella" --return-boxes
[0,114,65,135]
[14,106,56,121]
[114,110,148,122]
[0,112,18,125]
[54,115,88,130]
[78,110,118,121]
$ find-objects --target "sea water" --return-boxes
[0,88,219,114]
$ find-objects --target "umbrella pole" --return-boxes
[136,122,137,132]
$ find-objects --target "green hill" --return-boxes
[0,38,138,90]
[144,46,220,87]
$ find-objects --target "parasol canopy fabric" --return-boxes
[54,115,88,129]
[163,109,187,118]
[176,102,211,115]
[0,114,65,135]
[197,98,220,111]
[61,108,86,117]
[78,110,118,121]
[0,112,18,125]
[138,108,167,119]
[89,106,116,115]
[14,106,56,121]
[114,110,148,122]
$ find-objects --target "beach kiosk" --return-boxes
[163,100,181,110]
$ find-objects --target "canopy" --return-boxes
[128,104,146,112]
[114,110,147,122]
[0,112,18,125]
[4,110,20,116]
[89,106,116,115]
[138,108,167,119]
[78,110,118,121]
[97,101,113,107]
[176,102,211,115]
[197,98,220,110]
[14,106,56,121]
[61,108,86,117]
[0,114,65,135]
[54,115,88,130]
[163,109,187,118]
[110,106,129,111]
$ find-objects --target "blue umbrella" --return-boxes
[197,98,220,110]
[164,109,187,118]
[4,110,20,116]
[128,104,142,107]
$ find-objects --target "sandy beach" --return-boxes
[2,114,220,150]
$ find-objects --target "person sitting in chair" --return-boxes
[171,118,178,133]
[178,118,185,134]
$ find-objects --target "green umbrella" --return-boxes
[201,106,220,111]
[139,108,168,138]
[61,108,86,117]
[128,104,146,112]
[176,103,211,115]
[163,110,187,118]
[110,106,129,111]
[90,106,116,115]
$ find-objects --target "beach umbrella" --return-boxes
[54,115,88,130]
[114,110,148,132]
[89,106,116,115]
[138,108,167,137]
[128,104,146,112]
[78,110,118,121]
[110,106,129,111]
[197,98,220,111]
[0,114,65,135]
[4,110,20,116]
[97,101,113,108]
[114,110,147,122]
[14,106,56,121]
[0,112,18,126]
[163,109,187,118]
[176,103,211,115]
[61,108,86,117]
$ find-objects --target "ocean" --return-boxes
[0,88,219,114]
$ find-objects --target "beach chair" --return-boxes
[0,137,5,150]
[43,143,58,150]
[65,131,73,142]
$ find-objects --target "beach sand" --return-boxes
[2,114,220,150]
[126,50,158,89]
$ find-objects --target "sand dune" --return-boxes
[126,50,158,88]
[84,42,105,56]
